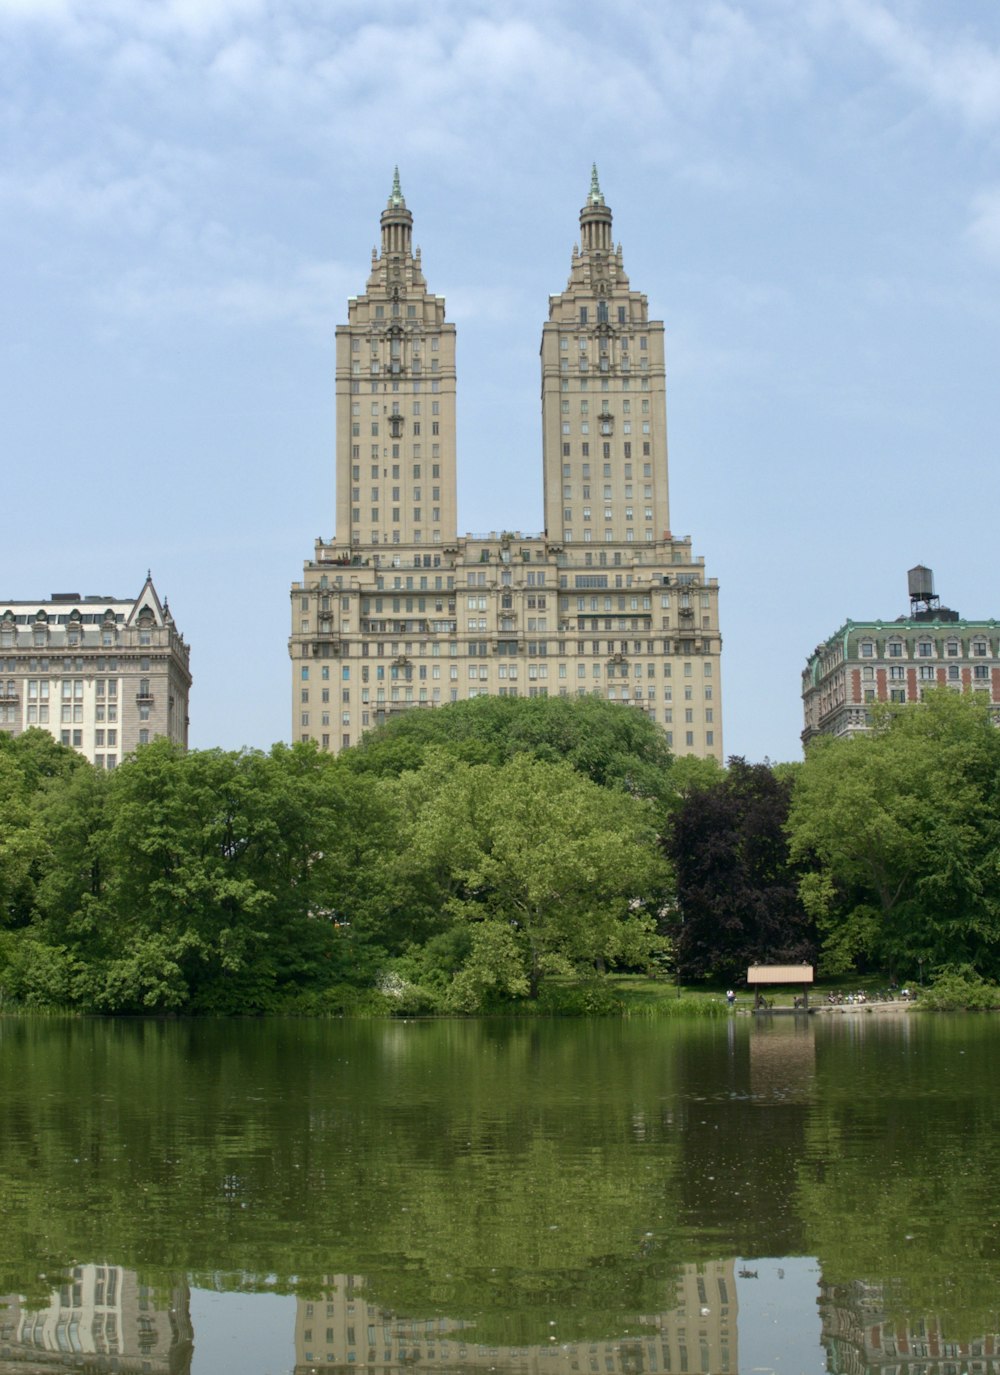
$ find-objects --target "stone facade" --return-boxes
[291,170,722,760]
[0,575,191,767]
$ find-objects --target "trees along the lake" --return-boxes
[0,731,96,1004]
[347,750,485,959]
[432,753,670,1005]
[60,740,360,1013]
[664,757,814,984]
[345,694,676,804]
[787,689,1000,978]
[0,744,46,932]
[0,729,85,928]
[1,696,682,1013]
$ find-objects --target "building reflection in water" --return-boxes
[820,1279,1000,1374]
[748,1018,816,1103]
[0,1264,192,1375]
[293,1262,737,1374]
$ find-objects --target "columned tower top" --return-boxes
[380,166,413,257]
[580,162,613,254]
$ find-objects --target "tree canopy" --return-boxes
[0,699,679,1013]
[787,689,1000,978]
[665,756,814,983]
[7,688,1000,1011]
[344,694,677,802]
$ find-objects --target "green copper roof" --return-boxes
[587,163,604,206]
[388,166,405,209]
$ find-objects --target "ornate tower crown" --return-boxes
[380,166,412,257]
[580,162,613,253]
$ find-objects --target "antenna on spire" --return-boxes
[388,167,405,209]
[588,163,604,206]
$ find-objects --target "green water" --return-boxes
[0,1014,998,1373]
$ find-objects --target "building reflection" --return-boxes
[293,1262,737,1374]
[820,1279,1000,1373]
[0,1264,192,1375]
[749,1018,816,1102]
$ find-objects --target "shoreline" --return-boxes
[745,998,918,1016]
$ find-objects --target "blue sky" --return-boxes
[3,0,998,762]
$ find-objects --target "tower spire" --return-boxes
[388,166,405,209]
[588,163,604,207]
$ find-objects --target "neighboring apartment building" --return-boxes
[0,574,191,767]
[290,170,722,760]
[0,1264,193,1374]
[802,566,1000,745]
[820,1277,1000,1373]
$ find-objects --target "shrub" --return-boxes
[921,965,1000,1011]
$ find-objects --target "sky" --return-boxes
[3,0,999,763]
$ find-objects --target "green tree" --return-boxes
[0,729,84,931]
[59,740,356,1012]
[436,753,670,1001]
[665,756,814,983]
[345,695,676,803]
[787,689,1000,978]
[0,749,44,931]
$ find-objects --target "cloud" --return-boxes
[1,1,813,145]
[0,0,266,41]
[0,157,179,235]
[837,0,1000,128]
[101,256,357,333]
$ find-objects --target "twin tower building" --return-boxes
[289,169,723,761]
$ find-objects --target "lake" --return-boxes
[0,1013,998,1374]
